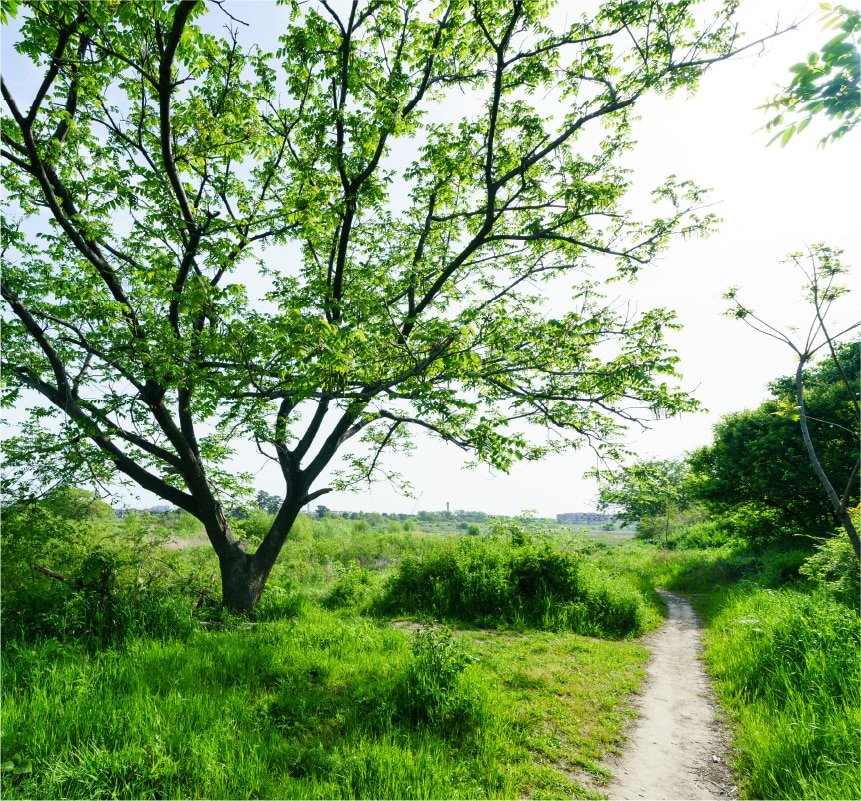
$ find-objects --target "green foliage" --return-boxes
[323,561,375,610]
[230,508,276,547]
[763,4,860,145]
[255,490,283,515]
[390,627,487,738]
[1,601,647,800]
[689,340,859,538]
[0,489,203,645]
[706,588,860,799]
[2,0,758,607]
[379,536,648,638]
[596,459,693,540]
[799,531,861,608]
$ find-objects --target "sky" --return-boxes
[2,1,859,517]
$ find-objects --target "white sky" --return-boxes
[3,1,859,516]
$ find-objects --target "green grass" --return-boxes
[703,588,860,800]
[1,606,648,800]
[10,495,856,800]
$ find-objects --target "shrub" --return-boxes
[1,489,204,645]
[799,535,860,609]
[665,520,738,550]
[390,627,486,738]
[323,562,375,609]
[254,584,306,620]
[378,537,647,638]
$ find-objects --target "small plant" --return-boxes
[394,627,484,737]
[799,533,860,608]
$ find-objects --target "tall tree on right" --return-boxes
[724,249,859,557]
[689,338,859,543]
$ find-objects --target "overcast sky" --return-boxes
[3,1,858,516]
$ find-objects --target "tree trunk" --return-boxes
[795,362,861,560]
[213,498,305,612]
[219,548,269,612]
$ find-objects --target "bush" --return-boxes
[323,562,375,609]
[254,584,306,620]
[391,627,485,737]
[1,489,204,645]
[717,503,802,543]
[665,520,738,550]
[799,535,860,609]
[378,537,647,638]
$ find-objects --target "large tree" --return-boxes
[1,1,782,610]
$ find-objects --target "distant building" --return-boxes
[556,512,613,525]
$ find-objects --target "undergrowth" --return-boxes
[705,588,860,800]
[377,534,655,638]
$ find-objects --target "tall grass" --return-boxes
[378,535,654,637]
[1,603,650,800]
[705,588,860,800]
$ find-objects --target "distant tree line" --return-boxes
[315,508,490,524]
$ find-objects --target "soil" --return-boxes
[604,590,738,801]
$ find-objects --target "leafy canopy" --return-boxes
[596,458,691,530]
[762,3,860,146]
[0,0,785,605]
[688,340,860,536]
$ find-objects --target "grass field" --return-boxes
[2,498,857,800]
[0,510,653,800]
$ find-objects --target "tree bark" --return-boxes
[219,547,269,612]
[212,496,305,612]
[795,361,861,560]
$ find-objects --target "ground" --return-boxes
[605,591,737,801]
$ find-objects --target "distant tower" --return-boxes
[446,501,450,513]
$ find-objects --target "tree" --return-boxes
[688,346,859,539]
[255,490,283,516]
[596,458,691,541]
[1,1,784,610]
[723,250,860,555]
[762,3,860,146]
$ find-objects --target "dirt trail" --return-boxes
[605,590,737,801]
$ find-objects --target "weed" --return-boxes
[705,588,860,800]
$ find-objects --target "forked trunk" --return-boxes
[219,549,270,612]
[212,499,304,611]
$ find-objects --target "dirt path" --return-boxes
[605,590,737,801]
